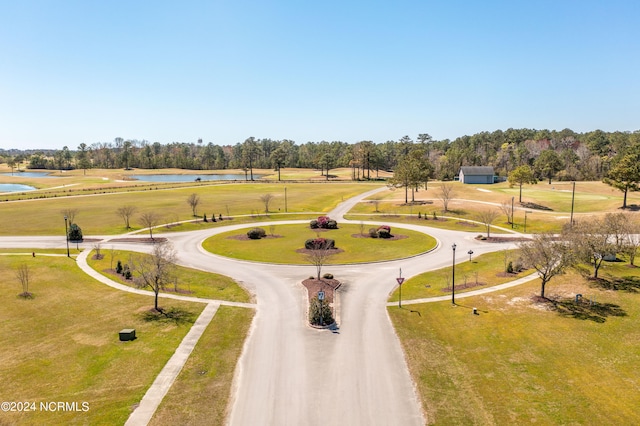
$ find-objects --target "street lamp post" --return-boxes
[452,243,457,305]
[468,250,473,262]
[64,216,70,257]
[570,181,576,227]
[524,210,532,233]
[511,197,514,229]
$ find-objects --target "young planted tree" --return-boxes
[139,212,162,240]
[476,209,500,238]
[508,165,537,202]
[566,218,616,279]
[116,205,137,229]
[518,233,572,298]
[187,193,201,217]
[131,241,177,312]
[259,193,275,214]
[499,199,514,225]
[438,182,455,213]
[305,245,336,280]
[16,264,32,298]
[61,208,79,225]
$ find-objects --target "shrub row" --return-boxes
[369,225,392,239]
[310,215,338,229]
[304,238,335,250]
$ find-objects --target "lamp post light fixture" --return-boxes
[64,215,70,257]
[468,250,474,262]
[524,210,532,233]
[451,243,457,306]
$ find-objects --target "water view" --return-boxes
[0,184,36,192]
[1,171,56,178]
[128,174,261,182]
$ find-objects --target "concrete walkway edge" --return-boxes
[124,302,220,426]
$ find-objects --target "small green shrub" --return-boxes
[116,260,123,274]
[309,296,334,326]
[323,273,334,279]
[247,227,267,239]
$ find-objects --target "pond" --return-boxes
[0,184,36,192]
[128,174,261,182]
[0,171,56,178]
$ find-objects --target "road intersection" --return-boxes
[0,187,526,425]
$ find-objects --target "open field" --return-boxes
[388,250,534,301]
[149,306,255,425]
[0,254,204,425]
[86,249,251,302]
[0,180,380,236]
[353,181,640,233]
[202,223,437,264]
[390,261,640,424]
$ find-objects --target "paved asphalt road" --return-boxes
[0,187,523,425]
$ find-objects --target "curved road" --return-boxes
[0,186,524,425]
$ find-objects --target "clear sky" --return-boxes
[1,0,639,150]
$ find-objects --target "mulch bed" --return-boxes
[108,237,168,243]
[301,278,341,303]
[476,236,530,243]
[227,234,282,241]
[350,233,408,241]
[443,281,487,292]
[295,248,344,255]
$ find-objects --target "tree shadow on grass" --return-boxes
[547,297,627,323]
[140,307,197,325]
[589,276,640,293]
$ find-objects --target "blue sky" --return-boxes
[1,0,638,150]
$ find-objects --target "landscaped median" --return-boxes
[202,223,437,264]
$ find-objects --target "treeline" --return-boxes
[3,128,640,181]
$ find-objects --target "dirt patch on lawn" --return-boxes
[295,248,344,255]
[301,278,341,303]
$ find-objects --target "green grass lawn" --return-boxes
[149,306,254,425]
[0,253,204,425]
[203,223,437,264]
[86,249,251,303]
[389,250,533,301]
[0,181,381,236]
[390,263,640,424]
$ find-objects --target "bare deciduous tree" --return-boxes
[438,183,455,213]
[566,218,616,279]
[519,233,572,298]
[259,193,275,214]
[131,241,177,312]
[139,212,162,240]
[92,243,103,259]
[61,208,79,224]
[16,264,32,298]
[116,205,137,229]
[476,209,500,238]
[187,193,201,217]
[305,246,336,280]
[499,199,514,225]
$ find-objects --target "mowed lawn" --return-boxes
[390,264,640,424]
[0,181,381,236]
[203,223,437,264]
[86,249,251,303]
[149,306,254,425]
[0,253,250,425]
[389,250,534,301]
[350,181,640,233]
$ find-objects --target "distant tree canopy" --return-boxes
[6,128,639,183]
